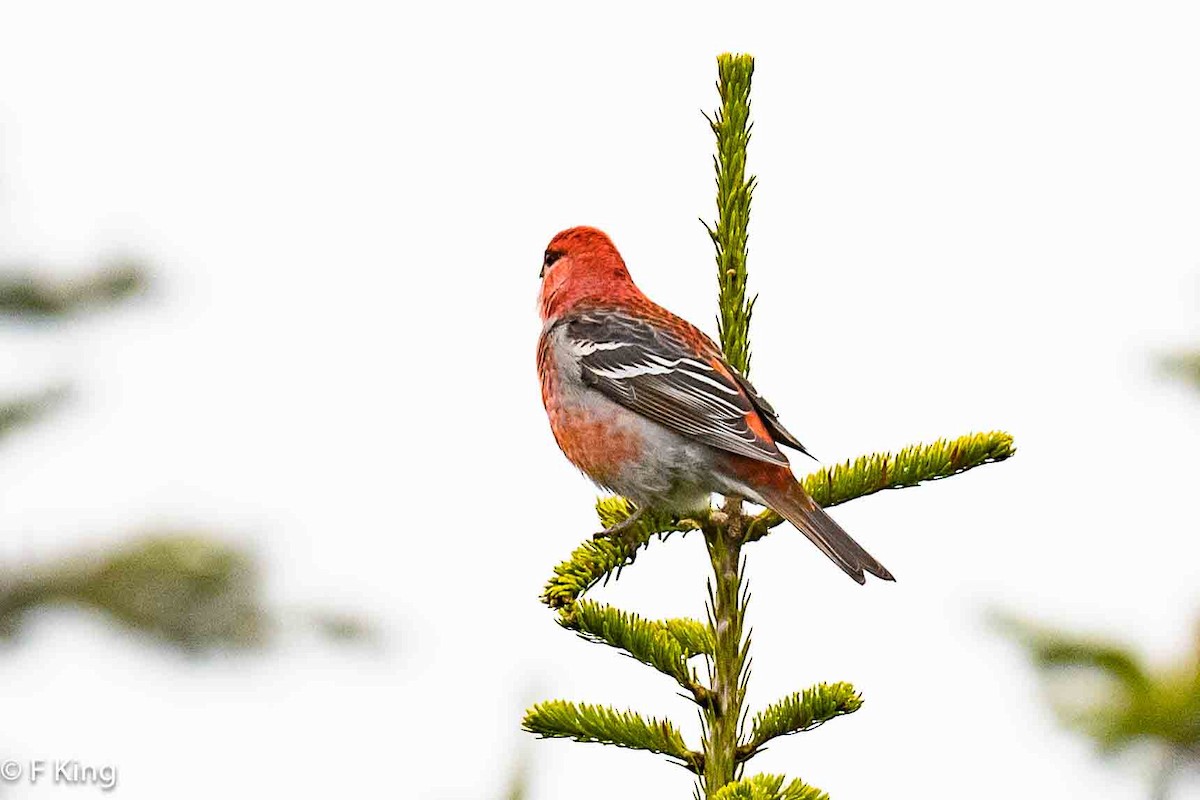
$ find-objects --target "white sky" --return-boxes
[1,1,1198,798]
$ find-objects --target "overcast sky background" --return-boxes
[1,1,1198,798]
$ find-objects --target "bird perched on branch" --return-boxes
[536,226,893,585]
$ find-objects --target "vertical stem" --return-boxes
[701,51,757,798]
[702,498,748,795]
[709,53,757,377]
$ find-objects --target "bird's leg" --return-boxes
[593,504,645,544]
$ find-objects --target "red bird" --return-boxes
[537,226,893,585]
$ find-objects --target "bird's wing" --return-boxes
[563,310,791,466]
[726,370,813,459]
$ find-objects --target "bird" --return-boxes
[536,226,894,585]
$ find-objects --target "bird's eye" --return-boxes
[541,249,564,277]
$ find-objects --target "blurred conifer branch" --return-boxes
[0,386,71,443]
[993,311,1200,798]
[0,243,372,650]
[0,534,264,649]
[0,260,147,318]
[996,614,1200,799]
[1161,350,1200,391]
[304,609,378,644]
[0,535,377,650]
[524,53,1015,798]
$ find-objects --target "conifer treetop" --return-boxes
[524,52,1015,799]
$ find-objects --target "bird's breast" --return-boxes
[539,324,642,488]
[548,404,643,490]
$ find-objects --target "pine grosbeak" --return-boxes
[537,226,893,584]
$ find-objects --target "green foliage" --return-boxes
[710,774,828,800]
[306,610,378,644]
[747,431,1015,540]
[1161,350,1200,391]
[704,53,757,376]
[997,615,1200,757]
[665,617,716,659]
[998,615,1149,692]
[562,600,699,690]
[0,535,265,648]
[523,700,699,769]
[542,497,701,609]
[0,261,147,318]
[0,386,69,443]
[745,683,863,756]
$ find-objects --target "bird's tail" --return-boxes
[757,479,894,585]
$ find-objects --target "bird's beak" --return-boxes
[539,264,545,279]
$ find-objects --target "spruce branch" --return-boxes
[523,700,701,770]
[743,683,863,758]
[666,617,717,659]
[542,496,702,609]
[556,600,713,703]
[996,613,1200,766]
[0,534,264,648]
[0,386,70,444]
[710,773,828,800]
[746,431,1015,541]
[0,261,148,318]
[1161,350,1200,392]
[0,534,371,649]
[995,614,1151,693]
[559,600,704,694]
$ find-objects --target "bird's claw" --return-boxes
[593,505,645,546]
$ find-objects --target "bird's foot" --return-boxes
[593,504,645,546]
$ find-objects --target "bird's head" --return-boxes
[538,226,638,321]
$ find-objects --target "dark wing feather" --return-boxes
[727,370,813,458]
[564,311,790,466]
